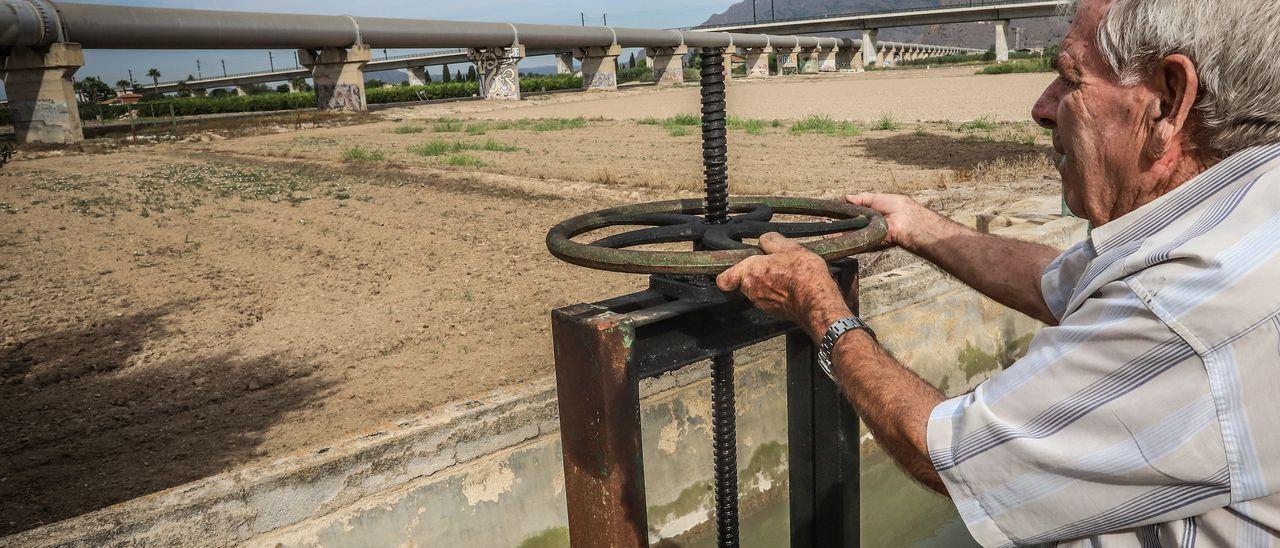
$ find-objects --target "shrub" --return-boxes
[393,125,426,134]
[446,155,486,167]
[871,113,901,131]
[790,114,863,137]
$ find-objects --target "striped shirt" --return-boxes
[928,142,1280,547]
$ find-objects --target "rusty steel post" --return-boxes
[552,303,648,548]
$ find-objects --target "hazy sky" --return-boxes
[80,0,737,86]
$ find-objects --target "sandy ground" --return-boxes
[0,68,1060,534]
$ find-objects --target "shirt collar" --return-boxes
[1087,142,1280,251]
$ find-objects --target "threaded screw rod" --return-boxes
[710,353,739,548]
[701,46,740,548]
[701,47,730,225]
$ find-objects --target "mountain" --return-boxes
[702,0,1069,50]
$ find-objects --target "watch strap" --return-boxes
[817,316,875,384]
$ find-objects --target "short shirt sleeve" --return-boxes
[1040,240,1092,322]
[927,281,1231,547]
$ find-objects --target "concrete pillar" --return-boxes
[1,42,84,144]
[861,29,879,67]
[468,44,524,101]
[406,66,428,86]
[721,47,739,82]
[817,47,838,72]
[835,46,854,72]
[234,84,250,96]
[743,46,772,78]
[556,52,574,75]
[853,48,865,70]
[575,44,621,91]
[798,48,820,74]
[192,88,208,97]
[646,46,687,86]
[995,20,1010,63]
[776,48,798,75]
[299,44,371,111]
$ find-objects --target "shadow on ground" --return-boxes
[860,132,1054,171]
[0,304,335,535]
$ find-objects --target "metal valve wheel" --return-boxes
[546,196,889,275]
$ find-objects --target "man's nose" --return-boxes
[1032,82,1061,130]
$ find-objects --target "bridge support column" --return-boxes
[798,47,819,74]
[468,44,524,101]
[743,46,772,78]
[646,46,686,86]
[861,29,879,67]
[994,20,1010,63]
[2,42,84,144]
[721,47,739,81]
[234,84,250,96]
[556,52,574,75]
[299,44,371,111]
[576,44,621,91]
[776,48,798,76]
[406,66,428,86]
[835,46,854,72]
[818,47,838,72]
[191,88,208,97]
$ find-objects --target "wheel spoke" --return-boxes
[730,204,774,223]
[612,213,705,226]
[590,223,707,249]
[736,217,870,238]
[702,225,753,250]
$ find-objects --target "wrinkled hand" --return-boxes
[716,232,852,339]
[845,193,935,252]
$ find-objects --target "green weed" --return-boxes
[790,114,864,137]
[871,113,900,131]
[432,119,464,132]
[342,147,385,162]
[393,125,426,134]
[727,116,768,135]
[446,155,487,167]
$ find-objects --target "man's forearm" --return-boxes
[906,212,1062,325]
[806,306,948,495]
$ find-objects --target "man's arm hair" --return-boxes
[909,214,1062,326]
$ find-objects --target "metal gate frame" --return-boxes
[551,258,862,547]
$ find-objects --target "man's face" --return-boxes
[1032,0,1155,226]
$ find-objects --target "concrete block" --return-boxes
[2,42,85,144]
[574,44,621,91]
[468,44,524,101]
[299,44,371,111]
[743,46,772,78]
[646,45,687,86]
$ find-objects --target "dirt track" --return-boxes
[0,68,1060,534]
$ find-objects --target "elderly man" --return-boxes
[718,0,1280,545]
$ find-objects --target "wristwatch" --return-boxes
[818,316,876,384]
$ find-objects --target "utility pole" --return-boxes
[580,12,585,26]
[752,0,757,23]
[294,50,300,68]
[771,0,776,20]
[127,68,134,85]
[221,59,227,77]
[602,14,607,26]
[196,59,202,78]
[268,51,274,72]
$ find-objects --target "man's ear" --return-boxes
[1147,53,1199,160]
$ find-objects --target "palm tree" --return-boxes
[146,68,161,90]
[115,79,131,92]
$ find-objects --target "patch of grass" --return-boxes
[666,126,691,137]
[666,113,701,126]
[978,59,1053,75]
[637,117,661,126]
[790,114,864,137]
[432,118,464,132]
[464,123,489,135]
[446,155,487,167]
[871,113,901,131]
[530,118,588,131]
[409,139,519,157]
[958,115,998,131]
[727,116,769,135]
[408,141,453,157]
[393,124,426,134]
[342,147,385,162]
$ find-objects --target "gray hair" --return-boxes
[1069,0,1280,158]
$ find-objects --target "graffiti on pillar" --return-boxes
[747,57,770,78]
[779,53,798,76]
[584,70,617,90]
[316,83,365,111]
[470,47,523,101]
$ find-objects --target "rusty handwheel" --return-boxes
[546,195,888,275]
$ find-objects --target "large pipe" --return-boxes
[0,2,847,51]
